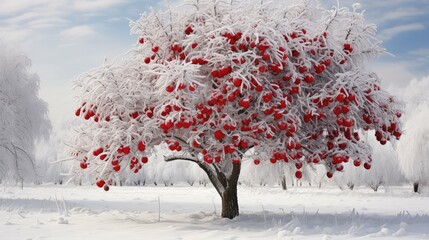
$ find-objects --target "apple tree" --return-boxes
[0,43,51,183]
[71,0,402,219]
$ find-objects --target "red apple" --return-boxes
[214,130,225,140]
[113,165,121,172]
[80,162,87,169]
[96,180,105,188]
[364,162,371,170]
[304,75,314,84]
[99,154,107,161]
[122,146,131,155]
[239,98,251,108]
[141,156,149,164]
[336,93,345,102]
[353,160,361,167]
[93,148,103,156]
[332,155,343,164]
[185,26,193,35]
[166,85,175,93]
[233,78,243,87]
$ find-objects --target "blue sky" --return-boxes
[0,0,428,129]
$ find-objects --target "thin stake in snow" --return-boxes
[158,195,161,222]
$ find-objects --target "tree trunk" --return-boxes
[164,153,241,219]
[281,176,287,190]
[221,183,239,219]
[413,182,419,193]
[220,159,241,219]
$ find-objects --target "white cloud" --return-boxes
[320,0,429,28]
[374,7,427,25]
[0,0,55,16]
[4,11,47,24]
[379,23,425,41]
[362,0,427,7]
[0,0,129,16]
[0,27,33,42]
[0,2,69,46]
[409,48,429,57]
[368,61,418,91]
[60,25,95,40]
[0,0,131,46]
[73,0,129,11]
[331,0,429,9]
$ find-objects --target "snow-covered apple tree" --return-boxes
[71,0,403,219]
[0,43,51,183]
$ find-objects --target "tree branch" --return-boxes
[212,163,228,187]
[301,145,314,155]
[163,155,226,195]
[197,162,226,195]
[228,161,241,188]
[164,155,199,163]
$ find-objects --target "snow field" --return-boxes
[1,185,428,240]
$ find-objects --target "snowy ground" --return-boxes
[0,184,428,240]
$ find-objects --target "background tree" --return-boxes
[70,0,402,219]
[397,104,429,193]
[334,135,404,191]
[397,76,429,193]
[0,42,51,184]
